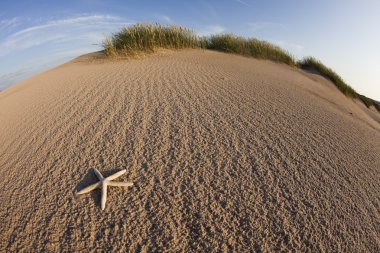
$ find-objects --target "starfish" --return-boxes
[77,168,133,210]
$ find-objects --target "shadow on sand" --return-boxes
[75,168,125,206]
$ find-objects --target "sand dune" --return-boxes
[0,50,379,252]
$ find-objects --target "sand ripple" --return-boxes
[0,50,379,252]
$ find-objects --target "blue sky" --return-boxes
[0,0,379,100]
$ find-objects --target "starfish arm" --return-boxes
[108,181,134,187]
[101,181,107,210]
[93,168,104,180]
[76,182,101,195]
[105,169,126,181]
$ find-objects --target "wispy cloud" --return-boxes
[0,46,99,91]
[157,15,172,23]
[235,0,250,7]
[11,15,119,37]
[197,25,225,36]
[0,68,29,90]
[0,17,19,31]
[0,14,130,57]
[199,1,219,20]
[0,61,52,90]
[0,14,132,90]
[248,22,286,32]
[274,40,304,52]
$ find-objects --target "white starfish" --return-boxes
[77,168,133,210]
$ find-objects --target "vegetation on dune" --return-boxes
[358,94,379,111]
[103,23,200,57]
[103,23,378,111]
[297,57,356,97]
[206,34,296,66]
[298,57,376,109]
[103,23,295,65]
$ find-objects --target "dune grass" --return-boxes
[298,57,376,108]
[103,23,378,110]
[298,57,357,97]
[358,94,378,110]
[206,34,296,66]
[103,23,295,65]
[103,23,200,57]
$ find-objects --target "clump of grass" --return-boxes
[354,94,379,111]
[103,37,118,57]
[297,57,375,108]
[373,100,380,112]
[102,23,200,57]
[103,23,295,65]
[298,57,357,97]
[358,94,377,109]
[206,34,296,66]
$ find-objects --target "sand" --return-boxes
[0,50,379,252]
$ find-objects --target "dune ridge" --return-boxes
[0,50,379,252]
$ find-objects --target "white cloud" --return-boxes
[0,63,43,90]
[158,15,171,23]
[11,15,122,37]
[235,0,250,7]
[197,25,225,36]
[0,14,131,57]
[248,22,286,32]
[0,14,133,90]
[0,17,19,31]
[274,40,304,52]
[0,45,98,90]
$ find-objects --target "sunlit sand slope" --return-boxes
[0,50,379,252]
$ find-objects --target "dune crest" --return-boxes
[0,50,379,252]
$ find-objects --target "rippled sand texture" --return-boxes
[0,50,379,252]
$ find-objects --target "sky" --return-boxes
[0,0,379,100]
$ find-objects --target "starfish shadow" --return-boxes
[76,168,124,191]
[76,168,97,191]
[76,168,132,209]
[100,168,124,178]
[76,168,100,203]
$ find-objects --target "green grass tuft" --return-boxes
[103,23,295,65]
[102,23,200,56]
[206,34,296,65]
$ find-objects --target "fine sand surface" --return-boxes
[0,50,379,252]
